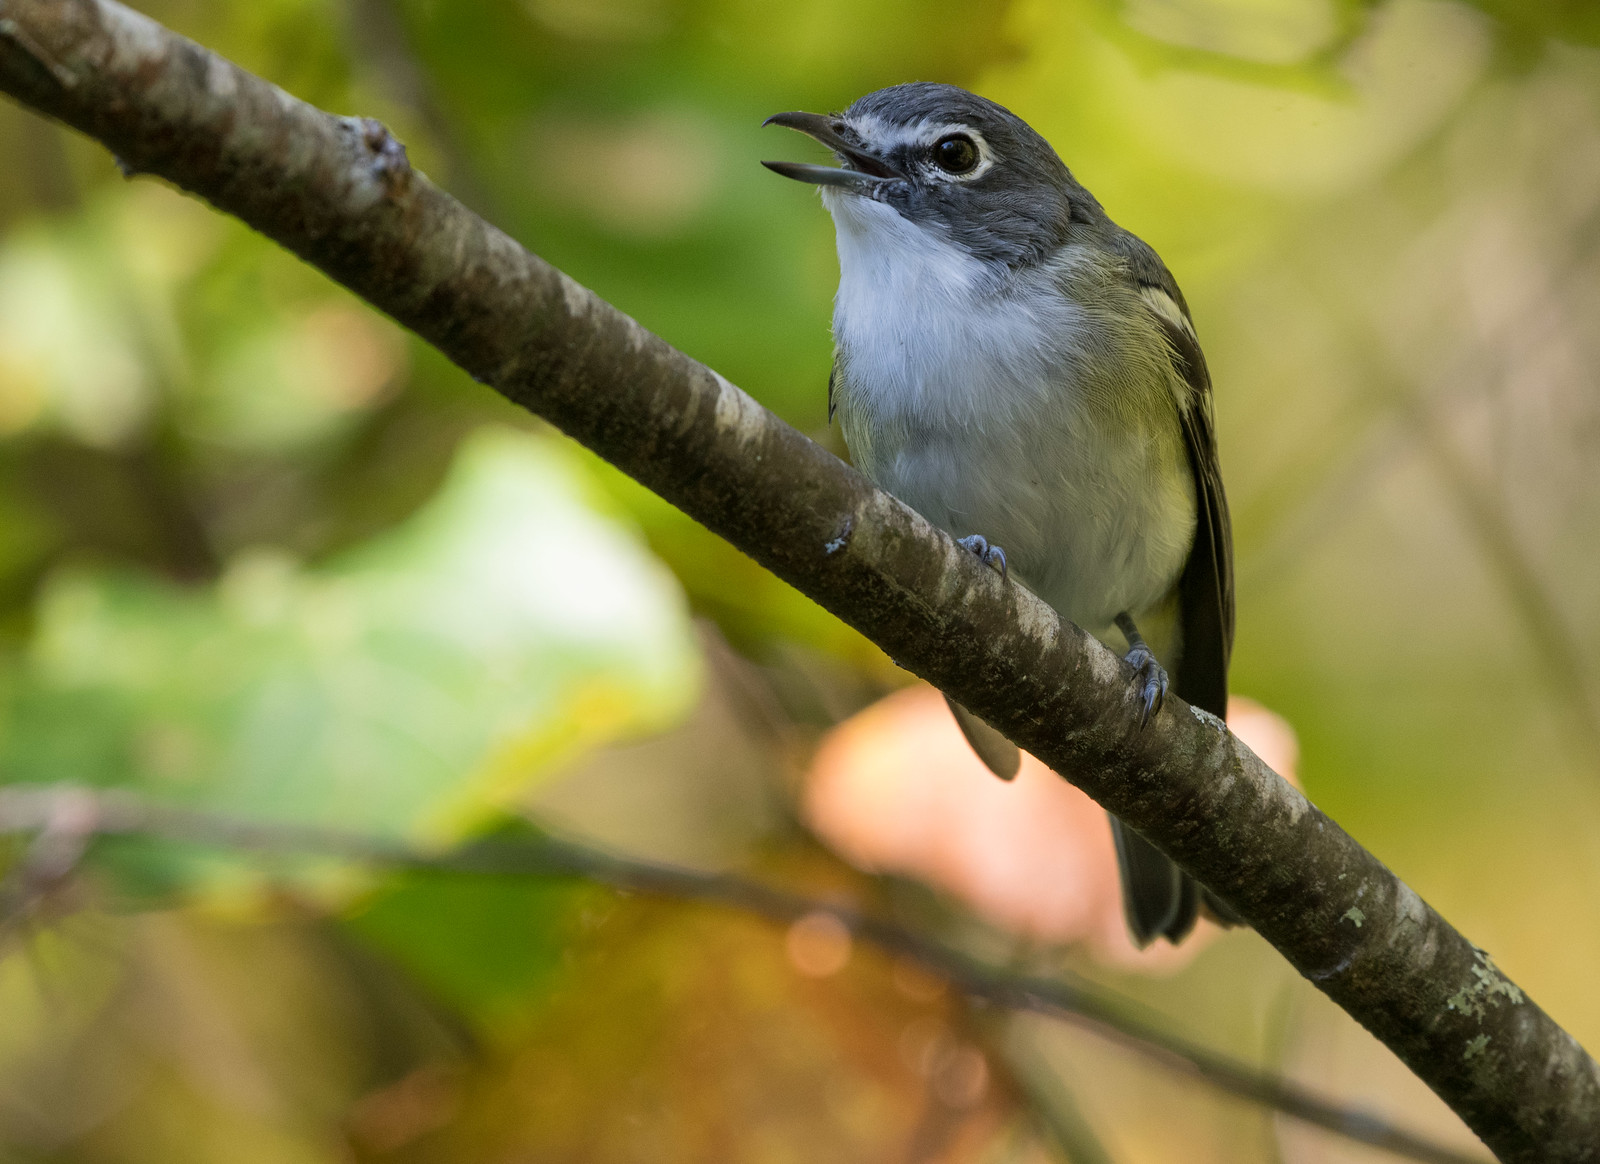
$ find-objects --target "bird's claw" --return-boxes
[957,534,1008,582]
[1126,644,1168,728]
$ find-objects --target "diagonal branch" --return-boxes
[0,2,1593,1159]
[0,784,1485,1164]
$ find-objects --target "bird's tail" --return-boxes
[1110,816,1240,945]
[1110,816,1199,946]
[943,692,1237,944]
[944,694,1020,781]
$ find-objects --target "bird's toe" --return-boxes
[1127,645,1168,728]
[957,534,1008,581]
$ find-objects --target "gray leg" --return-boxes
[1114,612,1168,728]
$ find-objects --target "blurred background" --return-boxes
[1,0,1598,1160]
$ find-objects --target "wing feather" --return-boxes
[1130,271,1238,938]
[1139,285,1234,718]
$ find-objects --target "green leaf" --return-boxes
[0,428,701,854]
[345,868,604,1034]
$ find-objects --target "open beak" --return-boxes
[761,111,897,193]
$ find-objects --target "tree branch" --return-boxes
[0,3,1593,1159]
[0,784,1485,1164]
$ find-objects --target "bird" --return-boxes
[762,83,1234,946]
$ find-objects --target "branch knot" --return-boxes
[359,116,410,193]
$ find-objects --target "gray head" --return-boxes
[763,82,1101,267]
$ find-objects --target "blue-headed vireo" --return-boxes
[764,83,1235,946]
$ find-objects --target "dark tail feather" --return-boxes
[1110,816,1199,946]
[943,693,1229,940]
[1201,887,1241,926]
[944,695,1020,781]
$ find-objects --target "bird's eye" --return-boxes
[932,134,979,174]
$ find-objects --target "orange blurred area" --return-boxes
[803,686,1301,970]
[377,900,1026,1164]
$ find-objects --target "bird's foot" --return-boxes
[957,534,1008,582]
[1125,643,1168,728]
[1114,611,1167,729]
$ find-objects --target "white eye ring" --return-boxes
[918,124,993,182]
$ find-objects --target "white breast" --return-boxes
[822,191,1197,643]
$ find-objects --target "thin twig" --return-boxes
[985,1018,1119,1164]
[0,786,100,942]
[342,0,499,221]
[0,785,1487,1164]
[1316,310,1600,772]
[1405,399,1600,764]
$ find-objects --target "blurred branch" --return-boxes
[1317,303,1600,770]
[342,0,499,222]
[0,4,1594,1159]
[1236,418,1405,595]
[1260,975,1307,1164]
[1403,395,1600,763]
[1085,0,1375,96]
[0,784,1485,1164]
[1406,212,1600,768]
[1232,381,1401,590]
[985,1020,1119,1164]
[0,785,98,942]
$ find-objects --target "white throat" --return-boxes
[821,190,1079,429]
[823,189,992,331]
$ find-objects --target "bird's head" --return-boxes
[763,83,1096,267]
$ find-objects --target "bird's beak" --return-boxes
[761,111,897,193]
